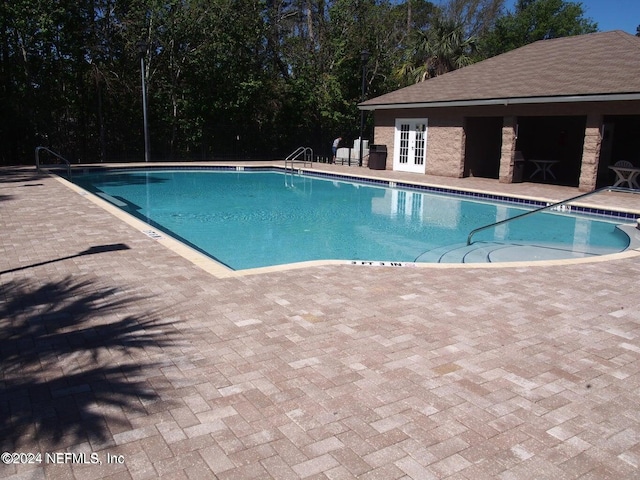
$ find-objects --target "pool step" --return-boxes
[415,242,505,263]
[416,242,600,264]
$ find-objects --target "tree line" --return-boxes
[0,0,602,165]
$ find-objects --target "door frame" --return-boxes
[393,118,428,173]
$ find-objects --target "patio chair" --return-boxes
[613,160,634,168]
[610,160,640,188]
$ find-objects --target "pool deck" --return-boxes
[2,163,640,479]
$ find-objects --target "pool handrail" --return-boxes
[467,186,640,246]
[285,146,313,171]
[35,146,71,178]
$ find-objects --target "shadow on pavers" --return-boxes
[0,276,181,448]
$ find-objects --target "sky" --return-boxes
[503,0,640,35]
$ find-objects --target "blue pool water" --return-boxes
[72,169,630,270]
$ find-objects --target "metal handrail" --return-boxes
[35,146,71,178]
[467,186,640,246]
[285,146,313,171]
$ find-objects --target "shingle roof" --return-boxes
[361,30,640,109]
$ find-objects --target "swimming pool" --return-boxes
[72,168,631,270]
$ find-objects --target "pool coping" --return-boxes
[53,164,640,278]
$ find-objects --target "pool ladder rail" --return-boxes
[284,147,313,187]
[35,146,71,179]
[284,146,313,172]
[466,186,640,246]
[416,186,640,263]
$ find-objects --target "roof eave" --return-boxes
[359,93,640,111]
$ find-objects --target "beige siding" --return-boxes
[374,109,466,175]
[372,111,395,170]
[426,116,465,177]
[372,126,394,171]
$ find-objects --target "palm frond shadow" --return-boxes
[0,277,182,447]
[2,364,158,446]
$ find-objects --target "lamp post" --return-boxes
[137,41,150,163]
[359,50,370,167]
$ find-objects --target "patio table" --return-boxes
[529,159,559,181]
[609,165,640,189]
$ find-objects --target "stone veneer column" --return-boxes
[428,122,465,177]
[498,116,517,183]
[578,114,602,192]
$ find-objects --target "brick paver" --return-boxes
[1,165,640,479]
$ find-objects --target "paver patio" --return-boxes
[1,164,640,479]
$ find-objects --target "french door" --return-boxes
[393,118,428,173]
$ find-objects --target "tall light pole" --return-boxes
[359,50,370,167]
[137,41,150,163]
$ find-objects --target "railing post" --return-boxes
[35,146,71,178]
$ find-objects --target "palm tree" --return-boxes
[423,17,478,77]
[395,15,478,85]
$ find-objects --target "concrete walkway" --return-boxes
[2,164,640,479]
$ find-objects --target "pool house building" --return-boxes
[359,30,640,191]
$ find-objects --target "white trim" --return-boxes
[393,118,428,174]
[359,93,640,111]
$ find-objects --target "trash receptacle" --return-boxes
[368,144,387,170]
[512,158,525,183]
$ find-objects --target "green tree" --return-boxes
[393,0,495,85]
[381,0,437,89]
[318,0,425,145]
[396,15,478,84]
[481,0,598,58]
[441,0,504,37]
[6,0,558,164]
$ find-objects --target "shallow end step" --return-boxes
[416,241,615,264]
